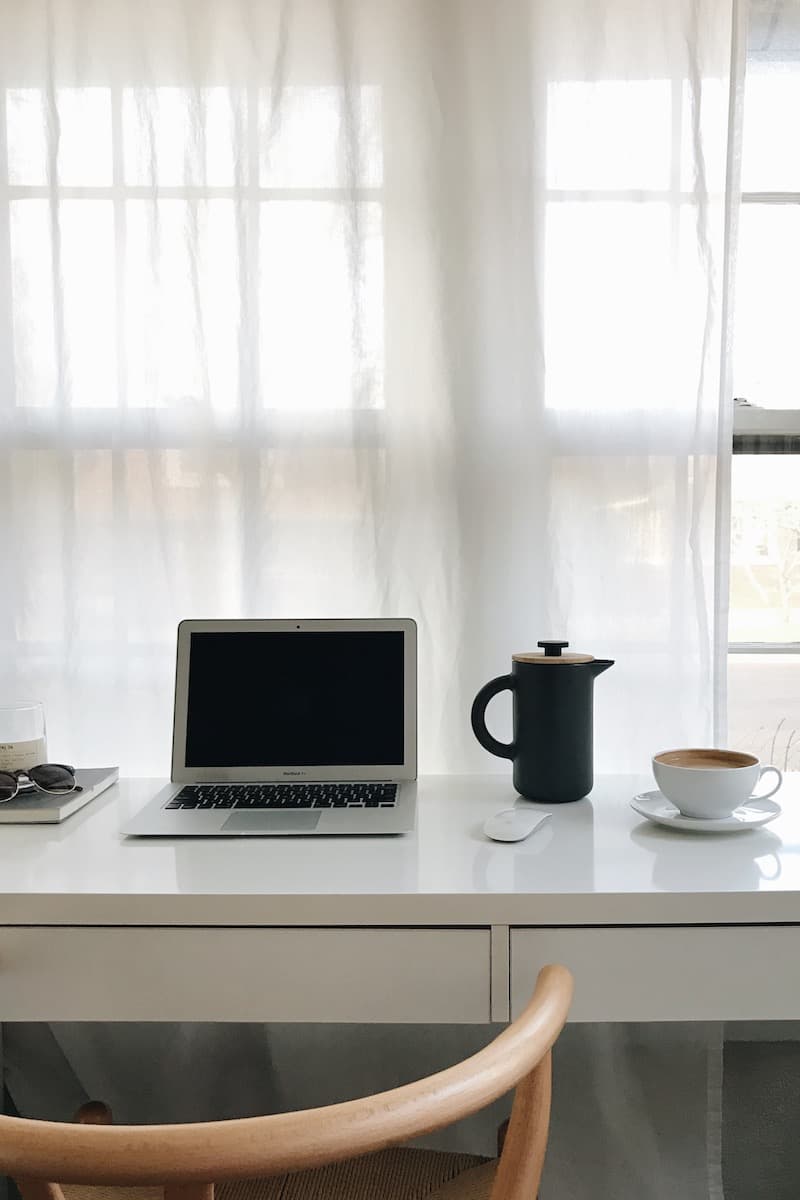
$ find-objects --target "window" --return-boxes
[1,82,383,418]
[543,76,727,428]
[0,69,386,770]
[729,1,800,770]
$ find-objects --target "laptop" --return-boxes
[124,618,418,837]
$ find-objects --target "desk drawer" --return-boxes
[511,926,800,1022]
[0,927,490,1023]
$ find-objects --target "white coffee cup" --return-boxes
[652,748,783,820]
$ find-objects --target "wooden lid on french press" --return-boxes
[513,640,595,664]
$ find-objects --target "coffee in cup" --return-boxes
[652,748,783,820]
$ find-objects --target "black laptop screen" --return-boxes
[184,630,405,767]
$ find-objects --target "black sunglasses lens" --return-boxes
[28,765,75,792]
[0,772,18,801]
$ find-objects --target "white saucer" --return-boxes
[631,790,781,833]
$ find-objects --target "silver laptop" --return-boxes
[124,618,418,837]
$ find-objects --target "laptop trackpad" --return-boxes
[222,811,321,834]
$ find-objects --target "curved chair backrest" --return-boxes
[0,964,573,1200]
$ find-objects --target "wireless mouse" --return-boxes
[483,808,552,843]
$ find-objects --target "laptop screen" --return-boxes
[184,630,405,768]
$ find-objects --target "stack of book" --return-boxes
[0,767,119,823]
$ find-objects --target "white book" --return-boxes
[0,767,119,824]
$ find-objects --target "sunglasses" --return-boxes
[0,763,81,804]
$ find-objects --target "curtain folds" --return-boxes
[0,0,735,774]
[0,1,740,1197]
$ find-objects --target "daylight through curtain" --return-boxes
[0,3,740,1197]
[1,0,735,775]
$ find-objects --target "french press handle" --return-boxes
[470,674,516,760]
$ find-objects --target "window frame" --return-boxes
[729,27,800,655]
[0,80,385,432]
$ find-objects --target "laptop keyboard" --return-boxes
[166,783,398,811]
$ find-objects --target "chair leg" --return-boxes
[72,1101,113,1125]
[15,1183,65,1200]
[165,1185,214,1200]
[489,1051,552,1200]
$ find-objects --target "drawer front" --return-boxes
[0,927,490,1023]
[511,926,800,1022]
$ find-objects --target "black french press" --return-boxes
[471,640,614,803]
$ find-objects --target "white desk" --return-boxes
[1,774,799,1027]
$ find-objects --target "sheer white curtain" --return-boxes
[0,1,740,1196]
[0,0,735,774]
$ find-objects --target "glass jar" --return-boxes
[0,702,48,772]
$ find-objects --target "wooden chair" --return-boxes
[0,965,572,1200]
